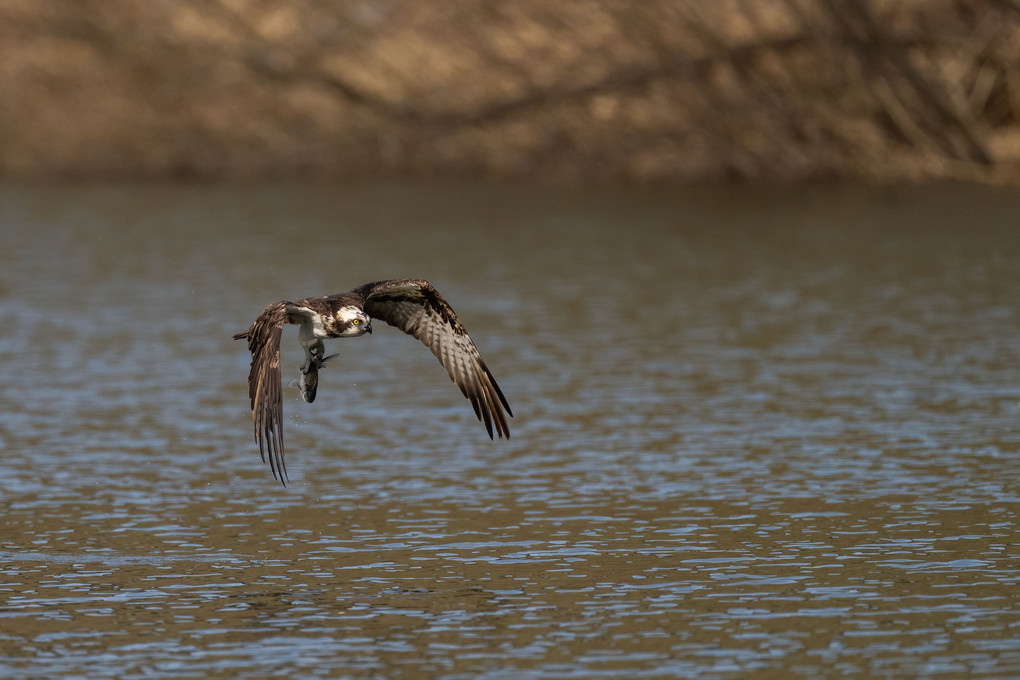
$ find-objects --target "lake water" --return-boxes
[0,182,1018,678]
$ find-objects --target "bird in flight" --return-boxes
[234,279,512,485]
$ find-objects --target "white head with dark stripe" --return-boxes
[328,306,372,337]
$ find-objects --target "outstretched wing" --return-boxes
[353,279,512,439]
[233,301,294,484]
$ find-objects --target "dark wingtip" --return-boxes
[481,363,512,420]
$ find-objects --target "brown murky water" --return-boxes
[1,182,1018,678]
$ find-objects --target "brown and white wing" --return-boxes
[233,301,294,484]
[354,279,512,439]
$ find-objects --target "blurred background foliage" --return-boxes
[1,0,1018,183]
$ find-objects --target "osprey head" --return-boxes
[330,306,372,337]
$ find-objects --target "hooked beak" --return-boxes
[365,321,373,334]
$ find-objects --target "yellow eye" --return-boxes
[352,319,360,325]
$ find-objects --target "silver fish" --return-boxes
[289,340,338,403]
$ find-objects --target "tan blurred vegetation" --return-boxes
[1,0,1019,183]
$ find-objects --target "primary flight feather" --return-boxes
[234,279,512,485]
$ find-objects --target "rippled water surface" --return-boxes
[1,182,1018,678]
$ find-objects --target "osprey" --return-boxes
[234,279,512,485]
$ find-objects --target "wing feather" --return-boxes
[233,301,290,484]
[354,279,512,439]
